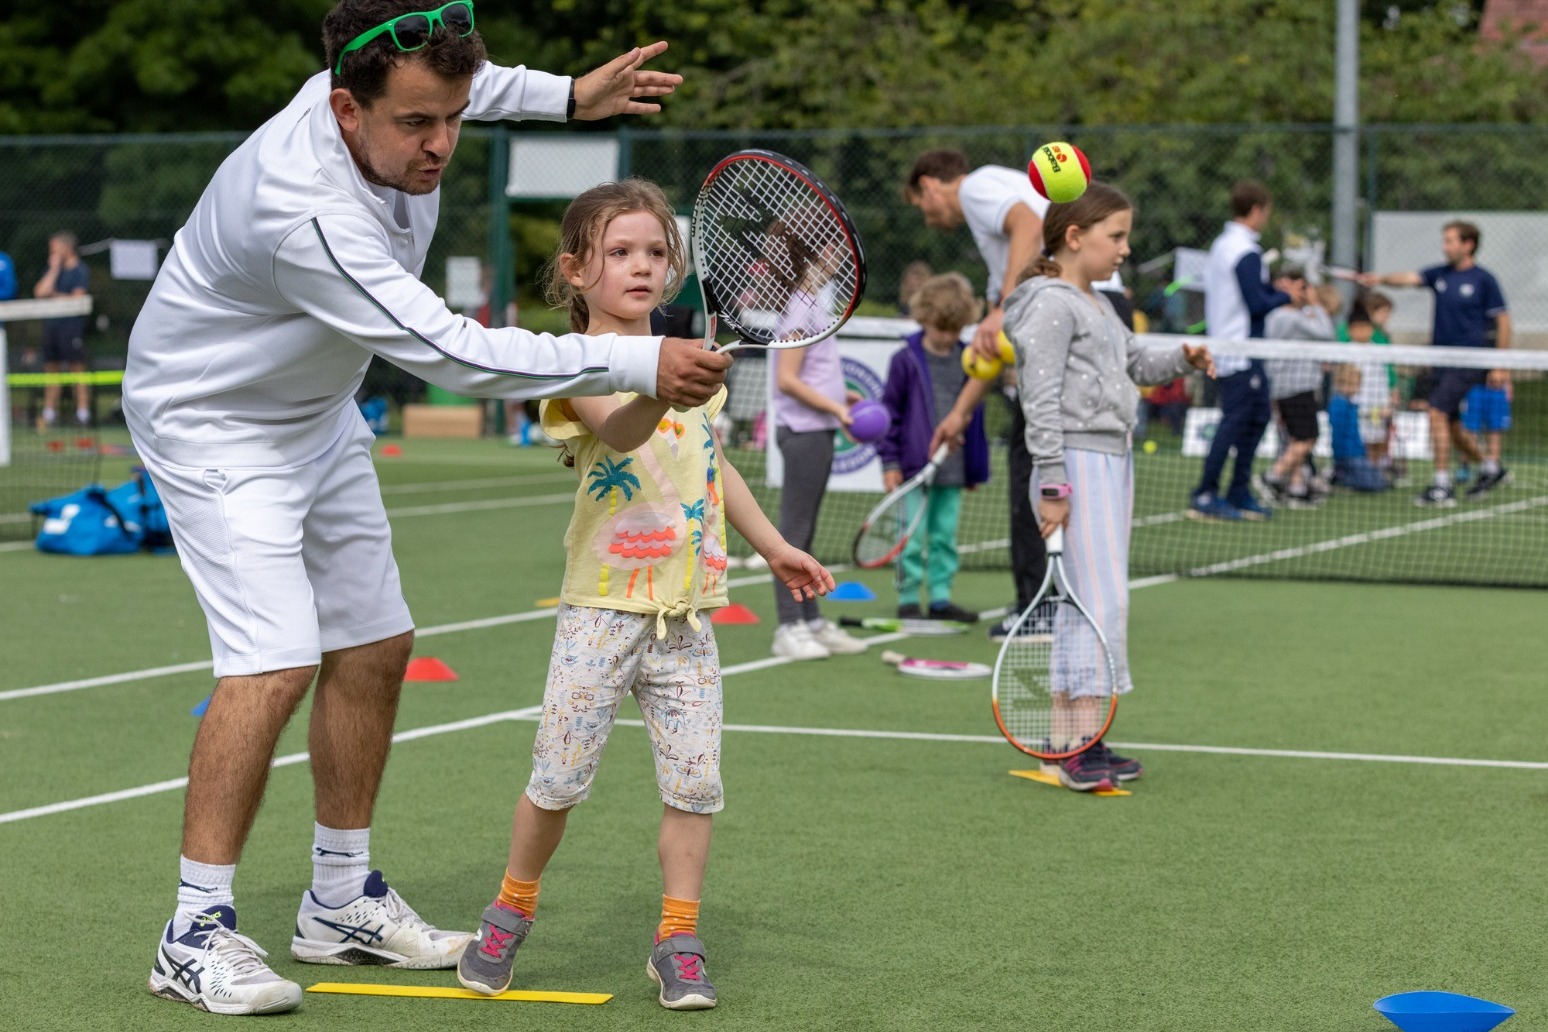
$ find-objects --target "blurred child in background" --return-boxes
[876,272,988,622]
[1329,365,1390,492]
[1259,269,1333,508]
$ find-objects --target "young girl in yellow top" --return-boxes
[458,179,834,1010]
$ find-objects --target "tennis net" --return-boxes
[726,324,1548,589]
[1,297,104,541]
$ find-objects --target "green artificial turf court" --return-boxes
[2,436,1545,1032]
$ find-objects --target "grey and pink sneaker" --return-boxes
[1094,740,1144,782]
[456,902,532,996]
[1058,745,1115,791]
[647,933,717,1010]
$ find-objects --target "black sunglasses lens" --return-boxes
[443,3,474,34]
[391,15,432,49]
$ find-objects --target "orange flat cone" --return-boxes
[404,656,458,682]
[381,444,403,457]
[711,603,760,625]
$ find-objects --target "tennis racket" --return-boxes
[691,149,866,353]
[851,444,951,569]
[1325,265,1361,282]
[990,526,1117,762]
[881,650,991,681]
[838,616,971,637]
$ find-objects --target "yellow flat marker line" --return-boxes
[1009,768,1131,797]
[533,597,561,608]
[306,982,611,1005]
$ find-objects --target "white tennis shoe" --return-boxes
[772,622,829,661]
[807,619,867,655]
[291,870,471,969]
[148,906,302,1015]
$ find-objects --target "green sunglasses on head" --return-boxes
[334,0,476,75]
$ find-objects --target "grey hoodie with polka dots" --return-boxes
[1003,275,1193,486]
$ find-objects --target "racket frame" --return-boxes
[690,148,866,354]
[850,444,951,569]
[990,526,1119,760]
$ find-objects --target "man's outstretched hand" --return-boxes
[572,41,682,119]
[656,338,731,408]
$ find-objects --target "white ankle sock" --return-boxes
[1434,470,1453,488]
[311,823,371,906]
[174,857,236,937]
[1481,459,1500,476]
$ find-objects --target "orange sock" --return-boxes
[658,895,700,940]
[497,873,540,918]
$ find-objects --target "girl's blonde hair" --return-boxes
[908,271,981,331]
[1017,181,1133,286]
[542,178,688,332]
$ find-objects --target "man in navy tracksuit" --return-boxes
[1189,180,1290,521]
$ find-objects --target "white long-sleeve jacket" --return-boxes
[124,65,661,468]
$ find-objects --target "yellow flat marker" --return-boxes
[534,597,561,608]
[306,982,611,1005]
[1009,767,1131,797]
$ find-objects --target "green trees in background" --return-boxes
[1,0,1544,134]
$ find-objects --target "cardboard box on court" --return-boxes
[402,403,484,439]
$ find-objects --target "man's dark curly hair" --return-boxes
[324,0,487,105]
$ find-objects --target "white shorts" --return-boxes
[137,413,413,678]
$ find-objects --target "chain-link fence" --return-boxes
[4,123,1546,420]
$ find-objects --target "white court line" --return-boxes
[0,634,926,826]
[4,491,1542,703]
[495,715,1548,772]
[385,493,575,518]
[0,706,543,826]
[1183,492,1548,578]
[0,570,785,703]
[379,473,574,496]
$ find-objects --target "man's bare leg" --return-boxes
[309,632,413,829]
[182,666,317,864]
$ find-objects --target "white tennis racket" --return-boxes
[691,149,866,354]
[881,650,991,681]
[990,526,1117,761]
[838,615,971,637]
[850,444,951,569]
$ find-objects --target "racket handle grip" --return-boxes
[880,650,905,666]
[1044,525,1064,556]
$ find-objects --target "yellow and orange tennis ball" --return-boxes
[1027,141,1091,204]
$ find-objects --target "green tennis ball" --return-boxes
[1143,439,1158,454]
[1027,142,1091,204]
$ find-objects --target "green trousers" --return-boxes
[896,484,963,608]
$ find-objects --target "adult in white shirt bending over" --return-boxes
[130,0,728,1017]
[905,149,1050,641]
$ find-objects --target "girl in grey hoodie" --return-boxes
[1001,182,1214,789]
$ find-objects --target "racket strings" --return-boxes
[852,484,928,569]
[994,597,1115,754]
[853,502,905,568]
[697,160,859,344]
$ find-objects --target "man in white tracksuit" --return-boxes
[130,0,727,1015]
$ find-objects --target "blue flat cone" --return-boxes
[1375,992,1514,1032]
[828,581,876,601]
[191,696,210,717]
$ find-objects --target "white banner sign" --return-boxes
[1179,407,1432,461]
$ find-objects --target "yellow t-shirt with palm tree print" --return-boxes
[540,387,730,636]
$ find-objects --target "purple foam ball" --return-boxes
[848,399,891,443]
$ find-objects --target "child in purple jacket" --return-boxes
[876,272,990,621]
